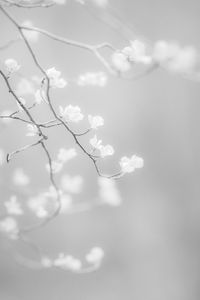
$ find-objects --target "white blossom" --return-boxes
[98,177,122,206]
[13,168,30,186]
[91,0,108,8]
[99,144,114,158]
[77,72,107,87]
[4,195,23,215]
[89,134,102,149]
[88,115,104,129]
[0,217,19,238]
[46,148,77,174]
[86,247,104,265]
[122,40,152,64]
[59,105,84,122]
[57,148,77,163]
[35,89,45,104]
[153,40,198,73]
[22,21,39,43]
[46,67,67,88]
[111,52,131,72]
[5,59,20,74]
[90,135,114,157]
[61,174,83,194]
[60,194,73,213]
[41,257,53,268]
[46,161,63,174]
[119,155,144,174]
[54,253,82,271]
[28,195,48,218]
[26,124,39,137]
[16,78,35,96]
[53,0,66,4]
[168,46,197,73]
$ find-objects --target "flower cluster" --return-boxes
[4,195,23,215]
[90,135,114,158]
[12,168,30,186]
[41,246,104,272]
[34,89,45,104]
[61,174,83,194]
[46,147,77,174]
[22,21,39,43]
[111,40,152,72]
[4,59,20,74]
[16,78,35,96]
[0,196,23,238]
[119,155,144,174]
[98,177,122,206]
[88,115,104,129]
[0,217,19,239]
[26,124,39,137]
[46,67,67,88]
[77,72,108,87]
[152,40,198,73]
[59,105,84,123]
[111,38,199,75]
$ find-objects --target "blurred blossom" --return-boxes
[28,195,48,218]
[57,148,77,163]
[91,0,108,7]
[16,78,35,96]
[99,144,114,158]
[53,0,66,4]
[88,115,104,129]
[0,217,19,238]
[26,124,39,137]
[85,247,104,265]
[122,40,152,64]
[60,174,83,194]
[153,40,198,73]
[111,51,131,72]
[119,155,144,174]
[4,58,20,74]
[34,89,45,104]
[59,105,84,122]
[22,21,39,43]
[77,72,107,87]
[46,148,77,174]
[46,161,63,174]
[60,194,73,213]
[54,253,82,271]
[98,177,122,206]
[4,195,23,215]
[79,0,108,7]
[13,168,30,186]
[0,148,5,165]
[89,134,102,149]
[46,67,67,88]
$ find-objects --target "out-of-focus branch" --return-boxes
[0,37,21,51]
[20,25,117,74]
[1,0,54,8]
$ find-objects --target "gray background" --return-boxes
[1,0,200,299]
